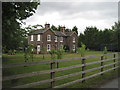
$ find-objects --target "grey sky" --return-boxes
[23,1,118,34]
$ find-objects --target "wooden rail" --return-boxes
[3,53,117,68]
[3,53,119,88]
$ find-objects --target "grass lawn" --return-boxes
[2,51,118,88]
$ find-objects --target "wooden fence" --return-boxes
[3,53,119,88]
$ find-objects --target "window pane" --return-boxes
[37,34,40,41]
[31,35,33,41]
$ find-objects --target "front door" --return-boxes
[37,45,40,54]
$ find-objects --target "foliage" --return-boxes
[41,46,46,59]
[2,2,40,51]
[103,46,107,54]
[51,25,58,31]
[79,42,86,57]
[63,45,69,52]
[49,49,57,60]
[24,44,34,62]
[78,23,119,51]
[56,47,65,59]
[72,26,78,34]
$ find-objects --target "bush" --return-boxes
[56,48,65,59]
[103,46,107,54]
[79,42,86,57]
[49,49,57,60]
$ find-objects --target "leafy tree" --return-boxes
[56,48,65,59]
[112,21,120,51]
[49,49,57,60]
[51,25,58,31]
[79,42,86,57]
[72,26,78,34]
[2,2,40,51]
[103,46,107,54]
[41,46,46,59]
[24,44,34,63]
[80,26,99,50]
[65,28,71,32]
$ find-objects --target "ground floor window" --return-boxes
[47,44,51,51]
[73,44,75,51]
[37,45,40,54]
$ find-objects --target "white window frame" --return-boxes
[55,36,57,42]
[37,45,40,54]
[47,35,51,41]
[73,45,75,51]
[31,35,34,41]
[73,37,75,43]
[47,44,51,51]
[60,37,63,42]
[37,34,40,41]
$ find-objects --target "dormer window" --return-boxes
[37,34,40,41]
[73,37,75,43]
[31,35,33,41]
[55,36,57,42]
[60,37,63,42]
[47,35,51,41]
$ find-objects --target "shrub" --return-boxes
[56,47,65,59]
[103,46,107,54]
[24,44,34,62]
[79,42,86,57]
[49,49,57,60]
[41,46,46,59]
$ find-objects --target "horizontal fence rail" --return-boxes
[3,53,118,68]
[3,53,119,88]
[3,57,118,81]
[12,62,118,88]
[53,66,119,88]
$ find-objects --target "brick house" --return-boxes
[28,24,78,54]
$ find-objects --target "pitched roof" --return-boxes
[54,31,66,36]
[30,28,76,37]
[31,28,48,34]
[65,32,74,36]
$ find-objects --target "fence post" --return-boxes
[57,62,59,68]
[82,58,86,83]
[113,53,116,70]
[101,55,104,75]
[50,60,56,88]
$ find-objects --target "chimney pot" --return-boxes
[45,23,50,29]
[61,26,65,33]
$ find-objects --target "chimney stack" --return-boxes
[45,23,50,29]
[61,26,65,33]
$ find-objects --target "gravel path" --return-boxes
[100,77,119,88]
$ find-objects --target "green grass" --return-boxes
[2,51,118,88]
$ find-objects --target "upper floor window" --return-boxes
[73,37,75,43]
[47,35,51,41]
[31,35,33,41]
[37,34,40,41]
[55,36,57,42]
[60,37,63,42]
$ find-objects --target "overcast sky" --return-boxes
[23,1,118,35]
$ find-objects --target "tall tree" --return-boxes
[51,25,58,31]
[83,26,99,50]
[112,21,120,51]
[72,26,78,34]
[2,2,40,51]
